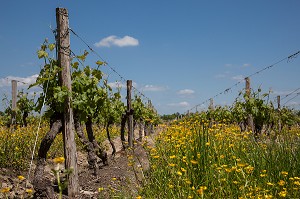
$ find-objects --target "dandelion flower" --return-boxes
[278,180,285,186]
[18,175,25,181]
[196,186,207,195]
[53,157,65,164]
[294,181,300,186]
[267,182,274,186]
[190,160,198,165]
[0,187,10,193]
[260,174,267,177]
[26,189,33,194]
[278,190,287,197]
[281,171,288,176]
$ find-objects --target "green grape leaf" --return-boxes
[48,43,56,51]
[37,50,48,59]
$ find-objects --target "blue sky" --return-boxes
[0,1,300,115]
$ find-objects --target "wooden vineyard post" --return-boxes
[245,77,254,134]
[56,7,79,197]
[209,98,214,111]
[11,80,17,127]
[277,95,282,134]
[148,100,154,134]
[127,80,134,147]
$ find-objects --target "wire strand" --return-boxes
[27,56,54,182]
[69,28,151,102]
[187,50,300,113]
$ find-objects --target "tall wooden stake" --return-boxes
[127,80,134,147]
[277,95,282,133]
[209,98,214,110]
[245,77,254,133]
[11,80,17,126]
[56,7,78,197]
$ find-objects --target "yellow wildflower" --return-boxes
[136,196,142,199]
[294,181,300,186]
[190,160,198,165]
[0,187,10,193]
[278,180,285,186]
[169,155,176,159]
[237,163,246,167]
[278,190,287,197]
[98,187,104,192]
[18,175,25,181]
[181,167,187,172]
[196,186,207,195]
[168,163,176,167]
[281,171,288,176]
[53,157,65,164]
[177,171,182,176]
[260,173,267,177]
[26,189,33,194]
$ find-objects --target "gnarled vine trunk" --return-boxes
[33,115,62,198]
[120,113,127,149]
[74,112,98,175]
[106,120,116,156]
[85,117,108,165]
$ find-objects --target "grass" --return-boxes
[141,120,300,198]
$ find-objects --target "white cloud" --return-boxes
[108,81,137,89]
[177,89,195,98]
[243,63,251,67]
[177,89,195,95]
[142,85,166,92]
[108,81,126,89]
[0,74,38,88]
[167,101,190,107]
[225,64,233,67]
[232,75,245,82]
[94,35,139,47]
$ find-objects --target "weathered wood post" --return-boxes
[56,7,78,197]
[148,100,154,134]
[277,95,282,133]
[11,80,17,127]
[245,77,255,133]
[127,80,134,147]
[209,98,214,110]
